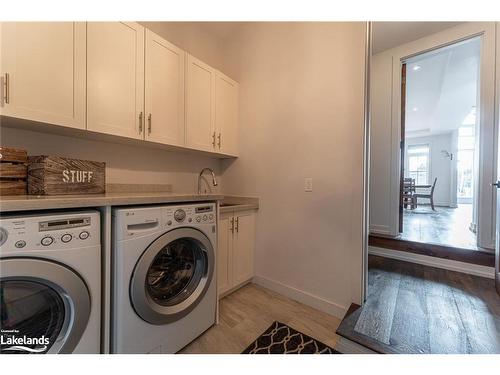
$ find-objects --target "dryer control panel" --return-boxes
[0,210,100,254]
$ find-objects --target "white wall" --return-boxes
[0,127,222,193]
[220,23,367,315]
[405,133,453,207]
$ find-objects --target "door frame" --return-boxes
[361,22,372,303]
[388,22,497,249]
[495,22,500,295]
[398,63,407,233]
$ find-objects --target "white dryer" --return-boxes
[0,210,101,354]
[111,202,217,354]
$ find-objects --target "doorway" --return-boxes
[349,22,500,355]
[398,36,482,250]
[367,22,497,302]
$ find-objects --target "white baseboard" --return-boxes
[369,225,393,236]
[369,246,495,279]
[252,275,348,319]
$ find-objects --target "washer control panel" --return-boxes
[113,203,217,241]
[0,210,100,255]
[165,203,216,227]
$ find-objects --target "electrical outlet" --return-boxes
[304,178,313,192]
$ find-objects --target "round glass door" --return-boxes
[130,228,215,325]
[1,281,65,354]
[0,258,91,354]
[146,238,206,307]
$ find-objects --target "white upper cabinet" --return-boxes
[0,22,86,129]
[185,54,216,152]
[87,22,144,140]
[144,30,185,146]
[215,72,239,156]
[1,22,239,158]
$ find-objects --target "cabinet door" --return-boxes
[215,72,239,156]
[87,22,144,139]
[233,211,255,286]
[0,22,86,129]
[217,213,233,296]
[185,54,216,152]
[145,30,185,146]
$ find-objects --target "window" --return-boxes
[406,144,430,185]
[457,125,475,201]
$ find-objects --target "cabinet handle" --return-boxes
[3,73,9,104]
[235,217,239,233]
[148,113,152,135]
[138,111,143,133]
[230,217,234,233]
[217,133,222,149]
[212,131,216,148]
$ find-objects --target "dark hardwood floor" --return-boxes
[336,255,500,354]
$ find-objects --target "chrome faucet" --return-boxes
[198,168,218,195]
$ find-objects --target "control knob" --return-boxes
[41,236,54,246]
[79,231,90,240]
[61,234,72,243]
[174,209,186,223]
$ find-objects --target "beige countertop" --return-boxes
[219,203,259,213]
[218,195,259,213]
[0,192,224,212]
[0,192,259,213]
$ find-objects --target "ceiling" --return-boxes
[405,36,480,138]
[372,22,462,54]
[171,22,464,52]
[177,22,246,41]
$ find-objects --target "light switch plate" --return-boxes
[305,178,313,192]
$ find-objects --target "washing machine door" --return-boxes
[0,258,91,354]
[130,227,214,325]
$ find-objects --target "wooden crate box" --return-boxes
[0,146,28,195]
[28,156,105,195]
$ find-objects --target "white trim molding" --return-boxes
[252,276,348,319]
[369,246,495,279]
[369,225,393,236]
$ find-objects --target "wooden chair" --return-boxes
[414,177,438,211]
[402,178,416,209]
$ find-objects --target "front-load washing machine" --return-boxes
[0,210,101,354]
[111,202,217,353]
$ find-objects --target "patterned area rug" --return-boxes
[242,321,339,354]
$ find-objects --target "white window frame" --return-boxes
[406,143,431,185]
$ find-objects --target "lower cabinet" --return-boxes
[217,210,255,297]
